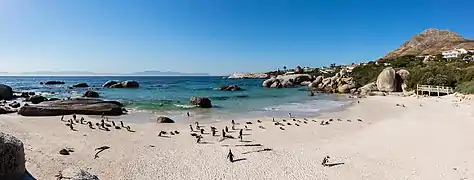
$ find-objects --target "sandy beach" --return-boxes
[2,95,474,180]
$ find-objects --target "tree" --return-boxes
[283,66,287,71]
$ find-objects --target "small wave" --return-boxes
[210,95,249,101]
[173,104,198,109]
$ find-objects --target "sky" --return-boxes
[1,0,474,75]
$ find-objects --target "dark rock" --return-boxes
[43,81,65,85]
[9,102,20,108]
[59,149,70,155]
[48,98,61,101]
[0,84,13,100]
[109,83,123,88]
[28,95,47,104]
[28,92,35,96]
[18,98,124,116]
[0,132,26,180]
[20,92,30,98]
[83,91,99,98]
[59,167,99,180]
[121,80,139,88]
[72,83,89,88]
[217,85,242,91]
[157,116,175,123]
[0,107,17,114]
[102,80,119,88]
[189,97,212,108]
[308,91,314,96]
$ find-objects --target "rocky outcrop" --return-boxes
[59,167,99,180]
[102,80,118,88]
[307,73,358,94]
[42,81,65,85]
[396,69,410,92]
[0,84,13,100]
[0,132,26,180]
[157,116,175,123]
[83,91,99,98]
[28,95,47,104]
[189,97,212,108]
[216,85,242,91]
[18,98,124,116]
[376,67,397,92]
[300,81,311,86]
[9,101,20,108]
[72,83,89,88]
[262,74,313,88]
[105,80,140,88]
[382,28,474,59]
[227,73,268,79]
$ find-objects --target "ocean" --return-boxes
[0,76,350,122]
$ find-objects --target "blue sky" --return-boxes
[1,0,473,75]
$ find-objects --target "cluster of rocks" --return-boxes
[308,71,358,94]
[262,74,313,88]
[102,80,139,88]
[215,85,242,91]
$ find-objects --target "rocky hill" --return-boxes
[382,28,474,59]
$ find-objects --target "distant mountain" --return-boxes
[127,71,209,76]
[382,28,474,59]
[0,70,209,76]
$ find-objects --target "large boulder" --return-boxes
[0,84,13,100]
[108,81,140,88]
[282,80,294,88]
[359,82,378,95]
[157,116,175,123]
[121,80,139,88]
[270,82,282,88]
[59,167,99,180]
[217,85,242,91]
[376,67,397,92]
[339,69,347,77]
[276,74,312,84]
[43,81,65,85]
[262,78,276,87]
[102,80,118,88]
[396,69,410,92]
[0,132,26,180]
[0,107,17,114]
[9,102,20,108]
[83,91,99,98]
[300,81,311,86]
[314,76,324,85]
[189,97,212,108]
[18,98,124,116]
[72,83,89,88]
[338,84,356,93]
[28,95,47,104]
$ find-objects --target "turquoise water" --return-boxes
[0,76,349,121]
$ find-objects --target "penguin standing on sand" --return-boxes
[72,114,77,121]
[222,129,226,138]
[189,125,194,132]
[211,127,216,136]
[238,129,243,141]
[225,126,229,133]
[227,149,234,162]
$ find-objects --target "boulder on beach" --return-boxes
[338,84,356,93]
[18,98,124,116]
[28,95,47,104]
[59,167,99,180]
[217,85,242,91]
[359,82,378,95]
[376,67,397,92]
[43,81,65,85]
[189,97,212,108]
[157,116,175,123]
[262,78,277,88]
[72,83,89,88]
[270,81,282,88]
[0,84,13,100]
[102,80,118,88]
[0,107,17,114]
[300,81,311,86]
[83,91,99,98]
[9,101,20,108]
[0,132,26,180]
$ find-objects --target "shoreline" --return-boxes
[1,95,474,179]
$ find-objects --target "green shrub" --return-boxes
[456,81,474,94]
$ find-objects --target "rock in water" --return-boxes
[189,97,212,108]
[9,102,20,108]
[60,167,99,180]
[217,85,242,91]
[0,132,26,180]
[300,81,311,86]
[72,83,89,88]
[43,81,65,85]
[102,80,118,88]
[262,78,277,87]
[376,67,397,92]
[121,80,139,88]
[157,116,175,123]
[308,91,314,96]
[28,95,47,104]
[0,84,13,100]
[83,91,99,98]
[18,98,124,116]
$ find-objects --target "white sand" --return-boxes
[1,95,474,180]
